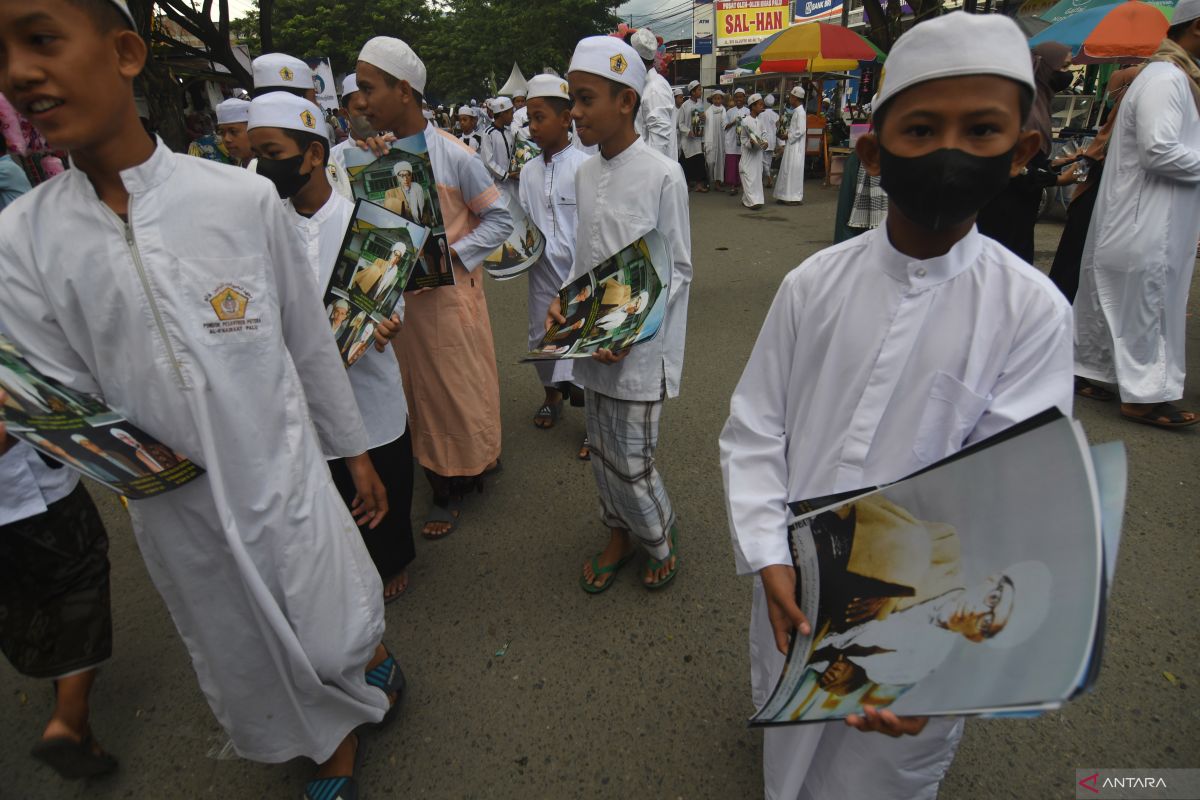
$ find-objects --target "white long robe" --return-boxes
[638,70,679,160]
[724,105,749,156]
[740,114,767,208]
[570,139,691,402]
[759,108,779,177]
[0,142,388,763]
[1074,61,1200,403]
[677,98,705,160]
[774,105,807,203]
[518,145,590,387]
[704,103,726,182]
[719,226,1073,799]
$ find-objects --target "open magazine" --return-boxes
[0,335,204,499]
[524,231,669,361]
[341,131,454,289]
[324,199,429,367]
[483,197,546,281]
[750,410,1124,727]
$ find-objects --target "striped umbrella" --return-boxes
[738,22,881,73]
[1028,0,1175,62]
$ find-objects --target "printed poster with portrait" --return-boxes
[524,231,669,361]
[341,132,455,289]
[485,130,547,282]
[0,335,204,500]
[324,199,430,368]
[751,411,1122,727]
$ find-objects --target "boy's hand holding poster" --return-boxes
[324,199,429,367]
[482,200,546,281]
[0,335,204,499]
[341,132,454,289]
[525,231,669,361]
[751,411,1123,726]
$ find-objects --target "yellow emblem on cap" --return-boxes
[610,54,627,74]
[560,82,569,95]
[279,66,294,82]
[300,110,317,129]
[210,286,249,321]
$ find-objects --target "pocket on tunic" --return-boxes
[172,256,275,346]
[556,184,577,207]
[912,371,990,465]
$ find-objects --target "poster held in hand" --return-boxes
[751,410,1122,727]
[484,131,547,281]
[0,335,204,499]
[524,231,670,361]
[324,199,429,367]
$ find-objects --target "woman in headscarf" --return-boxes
[1047,66,1138,303]
[975,42,1074,263]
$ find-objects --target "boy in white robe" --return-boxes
[518,75,590,445]
[214,97,252,167]
[328,74,370,199]
[719,13,1072,799]
[724,88,750,194]
[1073,4,1200,429]
[760,94,779,187]
[554,36,692,593]
[630,28,679,159]
[774,86,807,205]
[677,80,708,192]
[740,93,768,210]
[0,4,400,798]
[705,89,726,189]
[481,95,518,203]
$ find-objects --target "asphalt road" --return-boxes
[1,178,1197,800]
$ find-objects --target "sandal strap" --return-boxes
[304,777,356,800]
[365,653,405,696]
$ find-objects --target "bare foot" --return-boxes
[314,732,357,780]
[643,553,678,586]
[384,571,409,601]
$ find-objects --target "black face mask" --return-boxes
[1049,70,1073,93]
[877,144,1016,232]
[256,154,310,199]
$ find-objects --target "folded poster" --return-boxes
[341,132,454,289]
[524,231,669,361]
[751,410,1121,726]
[324,199,430,367]
[0,335,204,499]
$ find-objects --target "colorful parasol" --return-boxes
[1037,0,1175,24]
[1028,0,1175,62]
[738,22,881,73]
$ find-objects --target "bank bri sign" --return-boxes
[795,0,844,23]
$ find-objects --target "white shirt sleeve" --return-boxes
[448,148,515,271]
[1135,72,1200,181]
[720,270,801,575]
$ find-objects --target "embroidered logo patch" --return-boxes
[279,66,295,82]
[560,81,569,95]
[204,284,262,337]
[610,54,628,75]
[300,109,317,129]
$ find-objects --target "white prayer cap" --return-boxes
[358,36,427,95]
[527,74,571,101]
[687,80,701,91]
[631,27,658,61]
[215,98,250,125]
[247,92,328,141]
[392,160,414,175]
[1175,0,1200,25]
[874,12,1035,112]
[391,242,408,255]
[673,87,684,97]
[568,36,647,97]
[422,108,435,119]
[253,53,312,92]
[733,87,746,95]
[457,105,476,117]
[341,74,359,98]
[747,93,763,105]
[492,96,514,113]
[513,88,528,98]
[790,85,805,99]
[985,561,1053,650]
[711,87,724,96]
[765,93,776,107]
[105,0,136,27]
[471,98,478,106]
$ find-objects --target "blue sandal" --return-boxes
[302,733,363,800]
[365,649,406,728]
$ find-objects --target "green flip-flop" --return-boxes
[644,527,679,591]
[580,549,637,594]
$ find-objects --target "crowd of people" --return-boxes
[0,0,1197,798]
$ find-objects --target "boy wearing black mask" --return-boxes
[720,13,1073,799]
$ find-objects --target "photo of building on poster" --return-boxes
[525,230,670,361]
[341,132,454,289]
[751,413,1117,727]
[0,335,204,499]
[324,199,430,367]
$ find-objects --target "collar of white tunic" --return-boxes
[868,224,984,288]
[598,137,648,168]
[66,136,175,198]
[287,189,344,228]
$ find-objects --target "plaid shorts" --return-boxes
[585,390,675,560]
[0,483,112,679]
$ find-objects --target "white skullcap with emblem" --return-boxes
[526,74,571,101]
[568,36,647,96]
[252,53,313,92]
[247,92,328,142]
[215,98,251,126]
[491,96,514,113]
[458,105,476,117]
[341,74,359,99]
[873,12,1035,112]
[631,27,659,61]
[747,93,763,106]
[357,36,427,95]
